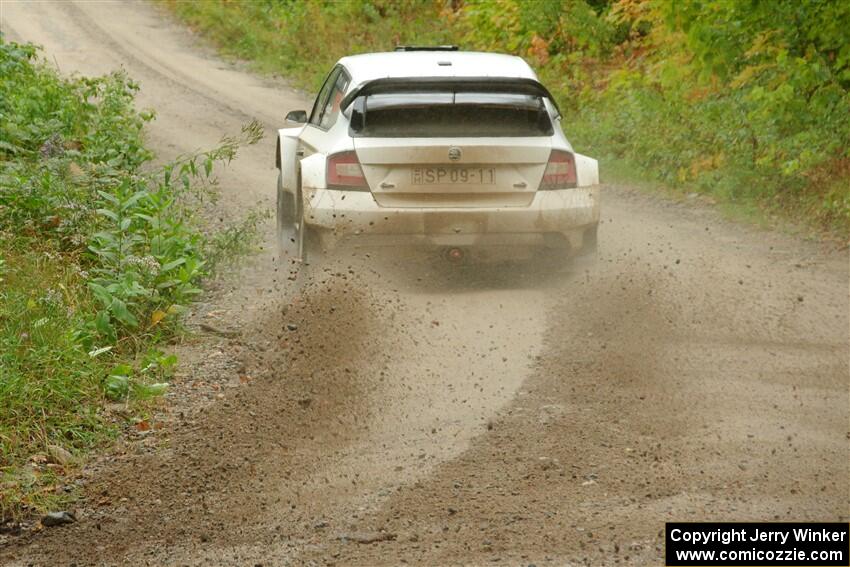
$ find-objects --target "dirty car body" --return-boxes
[276,49,600,262]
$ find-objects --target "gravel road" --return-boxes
[1,2,847,566]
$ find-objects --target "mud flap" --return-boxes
[278,128,303,195]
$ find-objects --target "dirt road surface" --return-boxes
[1,2,847,566]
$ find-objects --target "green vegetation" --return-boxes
[164,0,849,237]
[0,38,261,519]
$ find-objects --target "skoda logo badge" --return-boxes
[448,147,462,162]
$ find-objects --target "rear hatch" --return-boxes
[348,84,554,208]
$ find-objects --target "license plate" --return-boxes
[412,167,496,185]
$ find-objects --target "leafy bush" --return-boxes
[0,37,261,518]
[164,0,850,236]
[571,0,850,232]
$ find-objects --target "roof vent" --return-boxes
[394,45,459,52]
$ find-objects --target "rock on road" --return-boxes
[1,2,847,566]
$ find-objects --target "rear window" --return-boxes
[349,92,553,138]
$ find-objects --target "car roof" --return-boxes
[338,51,538,84]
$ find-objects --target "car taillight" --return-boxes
[327,150,369,191]
[539,150,577,190]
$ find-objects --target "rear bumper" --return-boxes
[303,186,600,255]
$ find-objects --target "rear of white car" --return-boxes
[277,49,599,263]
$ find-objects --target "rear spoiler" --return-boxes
[339,77,561,116]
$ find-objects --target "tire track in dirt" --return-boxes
[2,277,394,563]
[299,250,848,566]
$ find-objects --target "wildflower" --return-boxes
[126,255,160,276]
[39,288,64,308]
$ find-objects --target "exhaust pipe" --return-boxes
[443,247,465,264]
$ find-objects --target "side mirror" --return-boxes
[285,110,308,125]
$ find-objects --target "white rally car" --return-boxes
[276,46,599,264]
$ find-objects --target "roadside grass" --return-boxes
[0,241,112,515]
[0,38,262,522]
[160,0,849,241]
